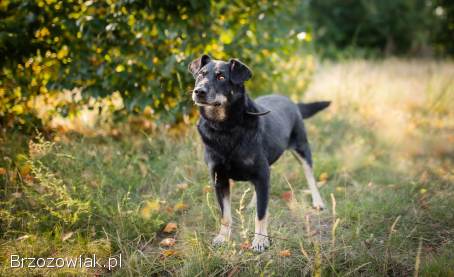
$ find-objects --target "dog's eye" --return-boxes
[217,74,225,81]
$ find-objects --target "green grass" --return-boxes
[1,59,453,276]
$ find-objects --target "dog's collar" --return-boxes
[245,110,271,116]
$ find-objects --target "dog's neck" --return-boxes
[199,87,258,130]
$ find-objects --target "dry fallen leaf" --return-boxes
[160,249,177,257]
[281,191,293,202]
[319,172,329,182]
[11,192,22,198]
[174,202,189,211]
[17,235,30,241]
[23,174,34,184]
[335,186,345,192]
[0,167,6,175]
[62,232,74,241]
[19,165,31,177]
[240,241,251,250]
[176,183,189,191]
[159,238,176,247]
[140,199,160,219]
[279,249,291,257]
[203,186,212,193]
[163,222,178,233]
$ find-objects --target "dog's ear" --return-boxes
[229,59,252,85]
[188,54,211,77]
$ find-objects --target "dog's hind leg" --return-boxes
[212,173,232,246]
[293,144,325,210]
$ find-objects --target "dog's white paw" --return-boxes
[312,196,325,211]
[212,234,229,246]
[312,199,325,210]
[251,235,270,252]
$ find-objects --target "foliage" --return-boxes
[308,0,452,58]
[0,0,312,130]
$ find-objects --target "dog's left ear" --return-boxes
[229,59,252,85]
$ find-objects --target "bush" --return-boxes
[0,0,313,130]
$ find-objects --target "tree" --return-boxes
[0,0,312,130]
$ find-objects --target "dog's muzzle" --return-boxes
[192,89,224,107]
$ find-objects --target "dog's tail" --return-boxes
[298,101,331,119]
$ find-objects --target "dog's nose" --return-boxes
[194,88,207,96]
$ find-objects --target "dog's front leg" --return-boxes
[251,167,270,252]
[212,172,232,246]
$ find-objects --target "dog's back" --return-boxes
[255,95,330,164]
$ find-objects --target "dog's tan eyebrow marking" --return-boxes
[214,63,225,71]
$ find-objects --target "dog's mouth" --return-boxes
[194,101,222,107]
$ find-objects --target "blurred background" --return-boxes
[1,1,453,276]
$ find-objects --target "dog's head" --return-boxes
[188,55,252,108]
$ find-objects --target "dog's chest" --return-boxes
[205,142,260,181]
[197,119,262,181]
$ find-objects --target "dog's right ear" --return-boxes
[229,59,252,85]
[188,54,211,77]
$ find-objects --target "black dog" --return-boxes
[188,55,330,251]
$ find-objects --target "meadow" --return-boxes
[1,59,453,276]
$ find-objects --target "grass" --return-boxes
[1,59,453,276]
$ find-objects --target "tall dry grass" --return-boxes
[306,59,453,177]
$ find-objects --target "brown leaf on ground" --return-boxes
[163,222,178,233]
[140,200,160,219]
[240,241,251,250]
[203,186,212,193]
[281,191,293,202]
[160,249,178,257]
[279,249,291,257]
[19,165,31,177]
[159,238,176,247]
[319,172,329,182]
[23,174,34,184]
[62,232,74,241]
[0,167,6,175]
[17,235,30,241]
[11,192,22,198]
[176,183,189,191]
[174,202,189,211]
